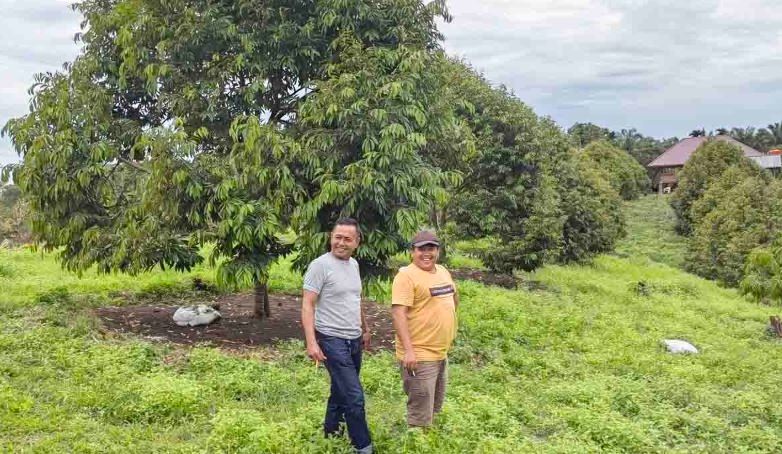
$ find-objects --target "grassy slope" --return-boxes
[1,198,781,453]
[613,195,687,269]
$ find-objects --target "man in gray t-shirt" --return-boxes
[301,218,372,454]
[303,252,363,339]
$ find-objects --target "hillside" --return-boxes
[1,197,781,452]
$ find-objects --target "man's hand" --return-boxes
[362,330,371,351]
[306,341,327,362]
[402,350,417,373]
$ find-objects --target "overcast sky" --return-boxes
[2,0,781,165]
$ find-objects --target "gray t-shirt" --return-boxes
[303,252,362,339]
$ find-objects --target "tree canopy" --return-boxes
[686,169,782,286]
[669,140,761,235]
[579,140,650,200]
[444,63,624,273]
[4,0,632,302]
[2,0,461,316]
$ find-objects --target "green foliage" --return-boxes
[292,36,467,276]
[568,125,677,168]
[446,63,623,273]
[614,195,687,269]
[567,122,614,147]
[2,0,465,301]
[0,184,20,207]
[724,124,782,153]
[685,170,782,286]
[579,140,651,200]
[558,160,625,262]
[741,238,782,304]
[4,201,782,452]
[612,129,678,167]
[103,373,208,423]
[670,139,761,235]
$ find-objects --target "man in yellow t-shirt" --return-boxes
[391,230,459,427]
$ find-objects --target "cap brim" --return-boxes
[412,241,440,247]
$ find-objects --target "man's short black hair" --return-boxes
[333,217,362,240]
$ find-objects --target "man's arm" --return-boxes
[392,305,417,372]
[360,299,371,350]
[453,290,459,309]
[302,290,326,362]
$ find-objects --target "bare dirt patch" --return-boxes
[95,293,395,352]
[449,268,518,289]
[448,268,551,292]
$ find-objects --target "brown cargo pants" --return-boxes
[400,359,447,427]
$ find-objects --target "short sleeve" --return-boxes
[303,260,326,294]
[391,271,415,306]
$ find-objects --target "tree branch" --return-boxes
[118,156,151,174]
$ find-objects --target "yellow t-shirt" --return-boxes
[392,263,457,361]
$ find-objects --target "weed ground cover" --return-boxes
[1,198,780,452]
[614,195,687,269]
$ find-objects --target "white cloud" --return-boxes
[441,0,782,137]
[2,0,782,166]
[0,0,80,167]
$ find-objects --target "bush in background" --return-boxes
[579,140,650,200]
[445,63,625,274]
[685,170,782,286]
[741,238,782,305]
[670,140,761,235]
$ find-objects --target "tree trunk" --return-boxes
[254,281,270,319]
[430,206,440,231]
[264,284,271,318]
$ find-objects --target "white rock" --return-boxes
[173,304,221,327]
[662,339,698,354]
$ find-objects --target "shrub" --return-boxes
[689,165,772,229]
[557,159,625,262]
[579,140,650,200]
[446,64,625,273]
[670,140,762,235]
[685,173,782,286]
[741,239,782,304]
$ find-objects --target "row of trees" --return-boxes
[440,68,625,273]
[2,0,627,315]
[692,124,782,153]
[569,121,782,169]
[567,123,678,167]
[668,140,782,303]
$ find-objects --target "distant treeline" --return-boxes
[568,122,782,166]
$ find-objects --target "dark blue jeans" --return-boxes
[316,332,372,451]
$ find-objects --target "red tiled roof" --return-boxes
[647,135,763,168]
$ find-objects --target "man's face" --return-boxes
[330,224,360,260]
[412,244,439,271]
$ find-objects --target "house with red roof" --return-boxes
[647,135,764,194]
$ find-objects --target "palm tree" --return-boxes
[730,127,756,145]
[689,128,706,137]
[767,122,782,148]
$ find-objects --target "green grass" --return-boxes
[1,199,781,452]
[614,194,687,269]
